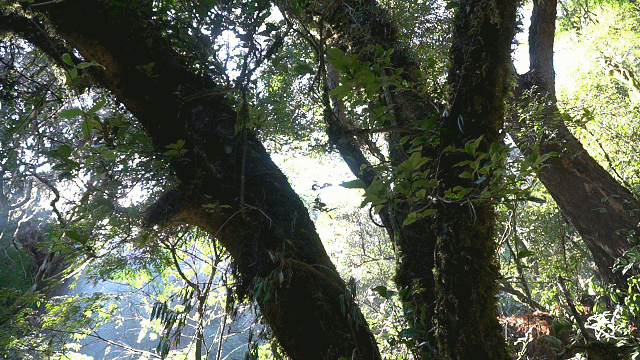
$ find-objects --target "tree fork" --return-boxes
[289,0,443,352]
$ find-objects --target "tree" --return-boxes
[510,0,640,289]
[2,1,380,359]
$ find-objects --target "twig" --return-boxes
[558,276,592,342]
[26,170,65,226]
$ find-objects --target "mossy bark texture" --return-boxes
[435,0,517,359]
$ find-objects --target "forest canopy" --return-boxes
[1,0,640,359]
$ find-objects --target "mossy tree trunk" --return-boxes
[511,0,640,289]
[434,0,517,358]
[14,1,382,359]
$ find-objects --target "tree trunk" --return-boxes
[298,0,442,354]
[512,0,640,288]
[23,1,381,359]
[433,0,517,358]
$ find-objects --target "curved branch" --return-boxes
[26,170,65,226]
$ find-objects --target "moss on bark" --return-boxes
[434,0,518,358]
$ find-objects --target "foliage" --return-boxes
[491,4,640,358]
[557,3,640,194]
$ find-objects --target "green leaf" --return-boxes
[166,140,185,149]
[407,151,429,170]
[464,136,483,156]
[62,53,74,66]
[553,319,573,336]
[87,98,106,115]
[101,150,116,160]
[292,61,314,76]
[403,212,417,226]
[56,145,72,158]
[329,84,352,99]
[326,47,346,61]
[340,179,366,189]
[371,285,395,299]
[553,319,573,335]
[611,291,620,303]
[91,119,103,132]
[490,142,502,156]
[459,171,473,179]
[454,160,473,167]
[526,196,546,204]
[81,119,93,139]
[419,209,437,218]
[452,186,471,198]
[516,250,535,260]
[60,108,84,118]
[65,230,89,244]
[290,0,302,15]
[67,68,78,80]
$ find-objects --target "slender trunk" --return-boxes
[512,0,640,288]
[299,0,442,353]
[195,295,205,360]
[28,1,381,358]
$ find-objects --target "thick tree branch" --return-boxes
[499,280,547,313]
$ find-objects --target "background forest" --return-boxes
[1,0,640,359]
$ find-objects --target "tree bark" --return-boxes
[17,1,381,359]
[433,0,517,358]
[512,0,640,288]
